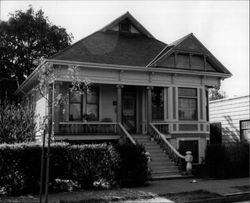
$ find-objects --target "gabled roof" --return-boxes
[50,12,166,67]
[16,13,233,95]
[100,11,155,39]
[148,33,232,75]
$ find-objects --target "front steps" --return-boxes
[132,134,182,180]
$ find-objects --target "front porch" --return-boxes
[48,78,210,164]
[51,82,174,141]
[51,81,209,142]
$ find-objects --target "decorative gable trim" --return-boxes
[148,33,232,76]
[99,11,155,38]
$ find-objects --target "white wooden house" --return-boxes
[15,12,232,177]
[210,95,250,143]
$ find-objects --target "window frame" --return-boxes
[68,86,99,121]
[240,119,250,141]
[119,20,131,33]
[69,91,83,121]
[86,87,99,121]
[152,87,165,121]
[178,87,198,121]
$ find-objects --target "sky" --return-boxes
[0,1,249,98]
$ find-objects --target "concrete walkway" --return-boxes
[0,177,249,202]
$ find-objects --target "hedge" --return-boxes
[0,142,148,195]
[205,142,249,178]
[0,143,119,194]
[114,143,148,187]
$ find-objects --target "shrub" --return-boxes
[67,144,119,189]
[114,143,148,187]
[205,142,249,178]
[0,143,41,194]
[0,103,36,144]
[0,142,149,195]
[0,143,119,195]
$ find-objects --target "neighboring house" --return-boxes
[15,12,232,166]
[210,95,250,143]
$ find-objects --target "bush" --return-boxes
[114,143,148,187]
[0,142,149,195]
[67,144,119,189]
[0,143,119,195]
[0,143,41,194]
[205,142,249,178]
[0,103,36,144]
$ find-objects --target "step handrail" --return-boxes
[149,123,185,159]
[118,122,136,145]
[149,123,193,174]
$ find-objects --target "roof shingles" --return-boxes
[52,31,166,67]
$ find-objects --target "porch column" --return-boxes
[147,86,153,132]
[116,85,123,123]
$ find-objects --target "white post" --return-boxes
[185,151,193,175]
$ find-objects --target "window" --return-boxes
[86,87,99,121]
[69,91,82,121]
[69,87,99,121]
[240,119,250,141]
[119,20,130,33]
[178,88,197,120]
[152,87,164,120]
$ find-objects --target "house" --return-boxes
[15,12,232,174]
[210,95,250,144]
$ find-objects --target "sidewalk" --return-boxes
[0,177,249,202]
[135,177,250,196]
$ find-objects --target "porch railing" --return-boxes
[56,122,117,135]
[149,123,192,172]
[117,122,136,145]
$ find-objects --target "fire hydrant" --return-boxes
[185,151,193,176]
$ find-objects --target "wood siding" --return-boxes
[100,85,117,122]
[35,91,47,142]
[209,95,250,143]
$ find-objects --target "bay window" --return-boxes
[178,88,197,120]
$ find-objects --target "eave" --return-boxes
[47,59,232,77]
[14,60,46,95]
[15,59,232,95]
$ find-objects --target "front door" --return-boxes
[122,90,136,133]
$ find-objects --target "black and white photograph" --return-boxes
[0,1,249,202]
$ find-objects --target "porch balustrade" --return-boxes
[56,122,117,135]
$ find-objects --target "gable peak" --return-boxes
[99,12,155,38]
